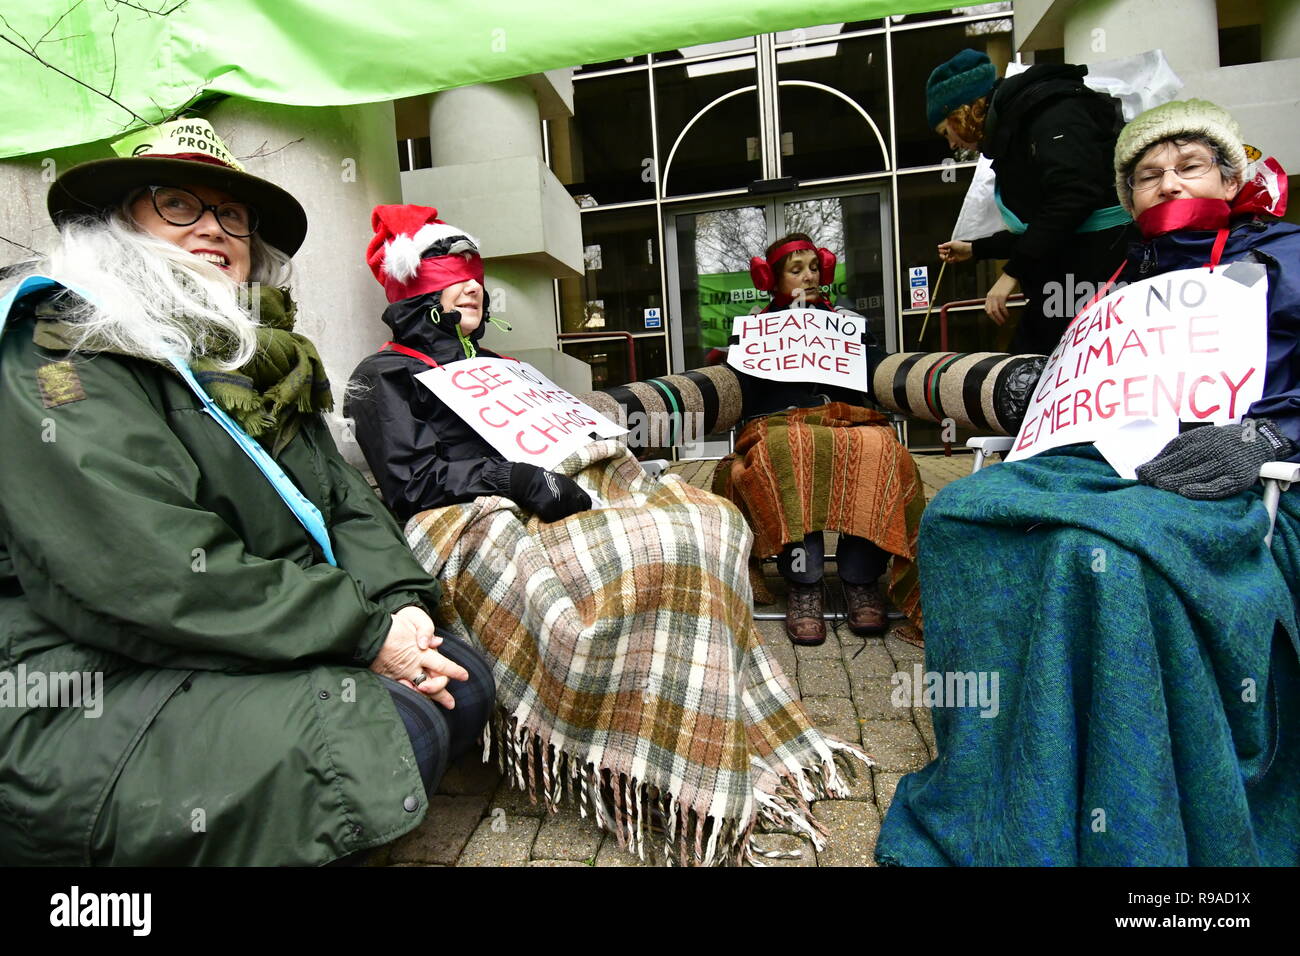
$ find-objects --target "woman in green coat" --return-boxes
[0,118,493,866]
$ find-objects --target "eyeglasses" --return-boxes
[147,186,258,238]
[1127,157,1218,192]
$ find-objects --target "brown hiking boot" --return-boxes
[785,582,826,646]
[843,582,886,635]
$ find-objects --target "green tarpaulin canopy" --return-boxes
[1,0,959,158]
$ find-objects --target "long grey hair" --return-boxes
[2,204,293,370]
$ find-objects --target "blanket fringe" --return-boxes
[480,707,872,867]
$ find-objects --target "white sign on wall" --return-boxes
[727,308,868,391]
[416,358,628,471]
[1006,262,1269,478]
[908,265,930,309]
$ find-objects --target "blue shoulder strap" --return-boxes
[165,357,337,566]
[0,276,337,566]
[994,185,1131,235]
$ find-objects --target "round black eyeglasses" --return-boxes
[147,185,259,238]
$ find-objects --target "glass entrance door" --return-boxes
[664,186,894,375]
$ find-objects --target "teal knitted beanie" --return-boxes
[926,49,997,129]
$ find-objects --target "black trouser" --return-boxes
[382,633,495,794]
[1010,223,1134,356]
[777,532,890,586]
[329,634,495,866]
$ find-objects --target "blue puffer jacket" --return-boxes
[1120,218,1300,449]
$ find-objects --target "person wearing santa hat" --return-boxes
[346,204,591,523]
[346,205,876,865]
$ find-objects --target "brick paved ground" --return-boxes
[371,450,984,867]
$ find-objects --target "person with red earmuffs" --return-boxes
[712,233,925,647]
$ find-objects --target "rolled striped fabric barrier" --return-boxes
[579,365,745,453]
[872,351,1048,437]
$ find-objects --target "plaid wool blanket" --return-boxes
[712,402,926,631]
[405,440,869,865]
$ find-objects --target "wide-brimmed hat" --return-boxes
[1113,99,1251,215]
[47,118,308,255]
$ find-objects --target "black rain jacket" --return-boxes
[346,293,515,523]
[971,63,1126,282]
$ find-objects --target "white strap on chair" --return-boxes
[967,436,1014,473]
[1261,462,1300,546]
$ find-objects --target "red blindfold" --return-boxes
[383,252,484,303]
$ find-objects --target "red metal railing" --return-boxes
[933,294,1026,351]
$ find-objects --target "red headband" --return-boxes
[766,240,816,265]
[748,241,836,294]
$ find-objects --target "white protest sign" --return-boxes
[1006,262,1269,478]
[416,358,628,471]
[727,308,868,391]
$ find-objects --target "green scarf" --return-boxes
[32,285,333,457]
[191,286,333,454]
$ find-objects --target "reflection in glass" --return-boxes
[777,34,888,180]
[576,55,648,75]
[561,71,655,205]
[891,3,1011,26]
[652,37,754,63]
[890,18,1013,170]
[896,168,1007,351]
[673,205,769,370]
[783,193,889,350]
[656,61,760,196]
[559,208,661,336]
[563,336,667,391]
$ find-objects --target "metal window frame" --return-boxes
[662,181,896,375]
[555,9,1015,441]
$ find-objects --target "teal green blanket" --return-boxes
[876,444,1300,866]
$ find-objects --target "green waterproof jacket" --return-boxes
[0,291,441,865]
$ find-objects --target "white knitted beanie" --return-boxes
[1114,99,1249,214]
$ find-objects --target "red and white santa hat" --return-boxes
[367,204,484,303]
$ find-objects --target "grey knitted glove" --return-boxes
[1136,419,1297,500]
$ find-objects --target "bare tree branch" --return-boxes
[0,12,32,47]
[0,0,190,131]
[1,235,43,256]
[108,0,188,15]
[238,137,304,161]
[0,32,149,126]
[35,0,86,46]
[108,13,118,97]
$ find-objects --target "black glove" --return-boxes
[508,462,591,521]
[1136,418,1297,500]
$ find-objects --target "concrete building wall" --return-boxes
[1063,0,1219,66]
[204,99,403,465]
[1018,0,1300,204]
[401,74,591,394]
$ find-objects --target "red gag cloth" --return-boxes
[1136,197,1231,239]
[1135,159,1290,241]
